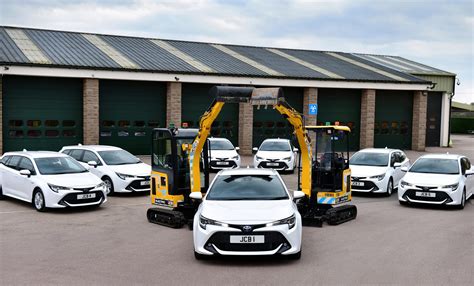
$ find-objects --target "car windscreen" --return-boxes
[98,150,141,165]
[350,152,388,167]
[210,140,234,150]
[409,158,459,175]
[259,141,290,151]
[35,157,88,175]
[206,174,289,200]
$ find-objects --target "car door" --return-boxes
[82,150,105,177]
[16,157,37,201]
[461,157,474,197]
[3,156,24,198]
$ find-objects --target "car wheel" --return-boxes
[386,178,394,197]
[0,186,4,200]
[287,250,301,260]
[456,189,466,210]
[103,177,114,195]
[33,189,46,212]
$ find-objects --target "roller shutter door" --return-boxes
[181,83,239,146]
[317,89,361,151]
[3,76,83,152]
[374,90,413,149]
[99,80,166,155]
[253,87,303,147]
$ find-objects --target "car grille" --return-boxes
[73,187,95,192]
[59,191,104,205]
[403,189,452,203]
[351,180,378,191]
[258,161,287,169]
[204,231,290,253]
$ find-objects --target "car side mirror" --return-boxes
[252,147,258,154]
[235,147,240,151]
[87,161,98,168]
[393,162,402,169]
[401,166,408,172]
[189,192,203,200]
[19,169,31,177]
[293,148,299,153]
[293,191,305,200]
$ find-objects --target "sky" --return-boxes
[1,0,473,103]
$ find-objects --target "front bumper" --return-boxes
[398,185,461,205]
[254,160,294,171]
[351,177,388,193]
[46,188,108,208]
[114,176,151,193]
[194,220,302,256]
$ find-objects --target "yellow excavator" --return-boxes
[147,86,357,228]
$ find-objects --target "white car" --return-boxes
[191,168,303,260]
[398,154,474,209]
[253,139,298,173]
[208,138,240,170]
[0,151,107,211]
[60,145,151,194]
[350,148,410,196]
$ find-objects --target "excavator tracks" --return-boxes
[325,204,357,225]
[147,208,186,228]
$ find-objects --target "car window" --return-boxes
[69,149,84,161]
[209,140,234,150]
[0,156,11,165]
[82,151,102,165]
[98,150,140,165]
[6,156,22,170]
[259,141,291,152]
[350,152,389,167]
[399,152,407,162]
[390,153,397,165]
[464,158,471,169]
[460,158,470,174]
[35,157,88,175]
[409,158,459,175]
[206,174,289,201]
[18,157,36,175]
[62,149,71,155]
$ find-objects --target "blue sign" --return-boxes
[309,104,318,115]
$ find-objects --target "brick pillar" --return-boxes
[360,89,376,149]
[303,87,318,144]
[83,78,99,145]
[412,91,427,151]
[166,82,182,128]
[0,76,3,155]
[238,102,253,155]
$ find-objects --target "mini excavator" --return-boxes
[147,86,357,228]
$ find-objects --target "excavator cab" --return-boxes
[148,127,210,228]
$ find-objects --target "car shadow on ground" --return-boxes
[195,254,300,266]
[0,197,106,214]
[398,200,471,211]
[109,192,149,198]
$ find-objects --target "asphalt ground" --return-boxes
[1,134,473,285]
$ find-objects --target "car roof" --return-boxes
[418,153,463,160]
[209,137,231,142]
[261,138,290,143]
[217,167,277,176]
[357,148,398,154]
[3,151,68,159]
[62,145,122,152]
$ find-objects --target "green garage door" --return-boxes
[99,80,166,155]
[317,89,361,151]
[182,84,239,146]
[3,76,83,152]
[253,87,303,147]
[374,90,413,149]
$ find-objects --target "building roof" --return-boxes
[452,101,474,112]
[0,26,451,84]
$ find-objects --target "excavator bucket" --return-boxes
[209,86,254,103]
[251,87,284,108]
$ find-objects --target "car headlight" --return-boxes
[116,172,135,180]
[199,215,229,230]
[266,214,296,229]
[231,155,239,160]
[442,183,458,191]
[256,156,264,161]
[48,184,71,193]
[370,173,385,181]
[400,180,413,188]
[282,157,291,161]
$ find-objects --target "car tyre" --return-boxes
[33,189,46,212]
[386,178,394,197]
[287,250,301,260]
[456,189,466,210]
[103,176,114,195]
[0,186,4,200]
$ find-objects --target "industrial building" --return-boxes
[0,26,456,155]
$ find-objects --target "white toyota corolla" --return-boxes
[398,154,474,209]
[0,151,107,211]
[208,138,241,170]
[60,145,151,194]
[350,148,410,196]
[253,139,298,173]
[191,168,303,260]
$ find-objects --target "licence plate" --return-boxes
[352,181,364,187]
[266,162,279,166]
[230,235,265,244]
[77,193,96,199]
[140,180,150,186]
[415,191,436,198]
[216,161,229,166]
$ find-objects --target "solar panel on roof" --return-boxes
[82,34,138,69]
[5,29,51,64]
